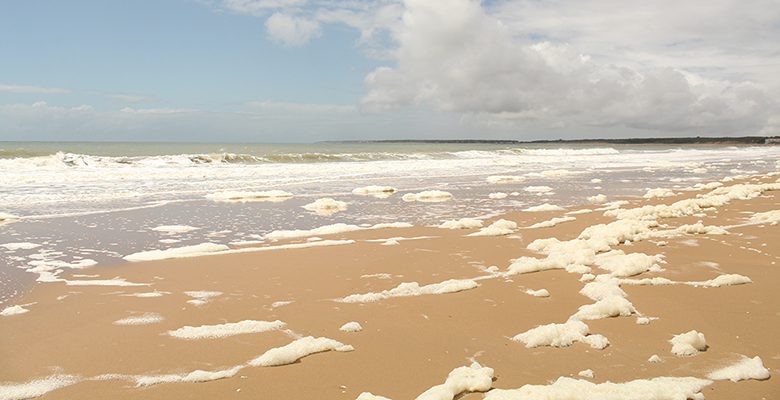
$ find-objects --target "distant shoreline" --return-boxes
[325,136,779,145]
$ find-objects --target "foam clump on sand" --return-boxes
[569,296,636,320]
[594,251,661,277]
[523,203,563,212]
[694,182,723,190]
[482,376,711,400]
[402,191,453,202]
[0,374,79,400]
[750,209,780,224]
[357,363,494,400]
[579,282,627,301]
[508,237,604,275]
[673,222,729,235]
[248,336,353,367]
[206,190,293,201]
[340,322,363,332]
[578,369,594,379]
[706,356,770,382]
[133,366,242,386]
[578,219,659,245]
[525,289,549,297]
[414,362,495,400]
[527,216,576,229]
[339,279,479,303]
[468,219,517,236]
[487,175,526,183]
[1,305,29,316]
[303,198,348,214]
[643,188,676,198]
[151,225,199,233]
[606,182,780,220]
[1,242,41,250]
[512,320,608,349]
[123,242,229,262]
[167,320,286,339]
[439,218,483,229]
[265,222,412,240]
[113,312,165,325]
[489,192,508,199]
[694,274,752,287]
[670,330,707,356]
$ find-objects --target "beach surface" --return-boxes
[1,171,779,399]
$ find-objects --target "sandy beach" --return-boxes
[1,171,779,400]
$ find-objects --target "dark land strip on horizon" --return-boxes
[325,136,779,145]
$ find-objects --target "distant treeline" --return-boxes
[528,136,776,145]
[328,136,778,145]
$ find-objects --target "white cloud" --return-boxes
[359,0,778,135]
[216,0,405,51]
[265,12,322,46]
[488,0,780,85]
[0,84,71,94]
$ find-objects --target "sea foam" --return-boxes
[482,376,711,400]
[338,279,479,303]
[512,320,608,350]
[133,366,242,386]
[1,305,29,316]
[123,243,230,262]
[0,374,79,400]
[248,336,353,367]
[706,356,770,382]
[669,330,707,356]
[167,320,286,339]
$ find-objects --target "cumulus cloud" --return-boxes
[265,12,322,46]
[359,0,777,135]
[0,84,71,94]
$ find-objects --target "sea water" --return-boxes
[1,141,779,305]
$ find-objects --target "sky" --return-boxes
[1,0,779,142]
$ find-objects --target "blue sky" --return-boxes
[1,0,779,142]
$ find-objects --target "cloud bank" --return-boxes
[359,0,777,135]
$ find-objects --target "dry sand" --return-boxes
[1,172,779,399]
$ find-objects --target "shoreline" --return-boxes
[1,170,779,399]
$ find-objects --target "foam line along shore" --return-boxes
[2,142,779,306]
[0,162,778,398]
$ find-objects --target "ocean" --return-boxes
[1,141,779,305]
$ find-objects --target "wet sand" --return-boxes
[1,173,778,399]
